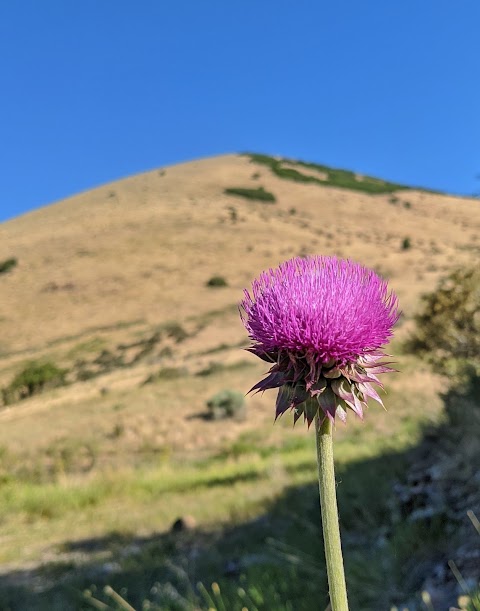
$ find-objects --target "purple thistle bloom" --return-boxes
[240,256,400,426]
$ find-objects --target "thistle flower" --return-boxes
[240,256,400,426]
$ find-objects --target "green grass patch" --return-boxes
[243,152,436,195]
[224,186,276,203]
[67,337,107,359]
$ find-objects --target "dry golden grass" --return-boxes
[1,153,478,355]
[1,152,476,463]
[0,153,478,467]
[0,153,478,589]
[0,155,480,446]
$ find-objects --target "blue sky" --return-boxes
[1,1,479,222]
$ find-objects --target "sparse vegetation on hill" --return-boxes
[244,152,425,195]
[2,361,67,405]
[224,186,276,202]
[143,366,188,384]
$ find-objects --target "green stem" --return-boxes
[315,413,349,611]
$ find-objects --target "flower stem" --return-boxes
[315,413,349,611]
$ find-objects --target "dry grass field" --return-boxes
[0,153,479,610]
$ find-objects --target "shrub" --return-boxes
[401,237,411,250]
[227,206,238,222]
[206,389,246,421]
[93,350,124,369]
[45,439,97,477]
[405,267,480,380]
[206,275,228,288]
[2,361,67,405]
[142,367,187,385]
[224,186,276,203]
[161,321,189,343]
[0,258,17,274]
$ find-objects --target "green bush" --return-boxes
[2,361,68,405]
[224,186,276,203]
[401,237,411,250]
[0,258,17,274]
[405,267,480,380]
[206,389,246,421]
[206,275,228,288]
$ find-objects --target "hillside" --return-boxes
[0,153,479,610]
[0,151,478,453]
[1,153,479,355]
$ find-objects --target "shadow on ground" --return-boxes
[1,381,479,611]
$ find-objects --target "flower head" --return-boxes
[240,256,399,425]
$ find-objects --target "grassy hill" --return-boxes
[0,153,479,610]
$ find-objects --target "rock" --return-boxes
[171,515,197,532]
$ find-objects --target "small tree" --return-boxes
[406,267,480,380]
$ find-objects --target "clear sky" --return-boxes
[1,1,479,222]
